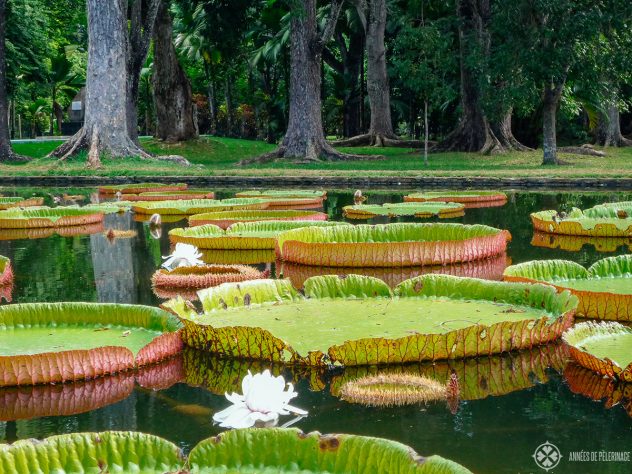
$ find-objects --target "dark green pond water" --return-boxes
[0,187,631,474]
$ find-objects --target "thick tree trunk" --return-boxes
[433,0,496,152]
[333,0,421,148]
[152,0,198,142]
[596,103,632,147]
[242,0,380,164]
[0,0,27,162]
[489,109,533,152]
[542,85,563,165]
[50,0,188,167]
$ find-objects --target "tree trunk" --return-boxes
[332,0,421,148]
[490,109,533,152]
[126,0,160,143]
[423,99,429,166]
[152,0,198,142]
[596,103,632,147]
[0,0,27,161]
[542,84,563,165]
[241,0,380,164]
[343,30,363,137]
[50,0,188,167]
[224,74,234,136]
[204,63,217,135]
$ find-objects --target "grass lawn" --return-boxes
[4,136,632,178]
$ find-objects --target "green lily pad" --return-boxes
[189,209,327,228]
[164,274,576,367]
[276,223,510,267]
[0,303,183,386]
[563,321,632,382]
[0,207,104,228]
[531,202,632,236]
[343,202,465,219]
[132,198,269,215]
[170,220,350,250]
[0,431,185,473]
[236,189,327,199]
[0,429,471,473]
[504,255,632,320]
[99,182,188,194]
[0,197,44,209]
[404,191,507,207]
[189,428,471,473]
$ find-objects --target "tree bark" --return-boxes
[542,84,564,165]
[224,74,234,136]
[242,0,381,164]
[0,0,28,161]
[332,0,422,148]
[50,0,188,167]
[152,0,198,142]
[490,109,533,152]
[596,103,632,147]
[126,0,160,143]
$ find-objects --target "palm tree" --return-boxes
[47,46,83,135]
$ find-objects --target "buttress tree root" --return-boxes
[331,133,426,148]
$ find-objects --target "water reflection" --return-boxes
[531,231,632,253]
[278,253,510,289]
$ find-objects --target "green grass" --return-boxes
[5,136,632,178]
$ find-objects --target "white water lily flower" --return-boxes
[213,370,308,429]
[162,243,204,270]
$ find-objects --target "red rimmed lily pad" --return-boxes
[0,303,183,386]
[99,182,188,194]
[531,231,632,253]
[0,208,104,229]
[124,190,216,201]
[152,264,269,291]
[563,321,632,382]
[531,202,632,237]
[404,191,507,208]
[0,197,45,209]
[189,209,328,229]
[276,223,511,267]
[343,202,465,219]
[132,198,269,215]
[163,274,576,367]
[504,255,632,320]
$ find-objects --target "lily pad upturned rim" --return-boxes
[503,255,632,321]
[124,190,216,201]
[98,182,188,194]
[563,321,632,382]
[0,429,471,474]
[236,189,327,199]
[343,202,466,219]
[531,231,632,253]
[132,198,270,215]
[169,220,350,250]
[164,274,576,367]
[0,302,183,387]
[188,209,328,228]
[276,223,511,267]
[404,191,507,204]
[151,264,269,290]
[531,208,632,236]
[0,207,105,229]
[0,197,44,209]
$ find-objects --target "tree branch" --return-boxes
[318,0,345,48]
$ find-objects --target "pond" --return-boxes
[0,187,631,474]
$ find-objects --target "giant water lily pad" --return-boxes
[201,249,276,265]
[531,202,632,237]
[164,274,576,367]
[188,428,471,473]
[170,220,349,250]
[189,209,328,228]
[404,191,507,208]
[0,207,104,229]
[0,431,185,473]
[152,264,269,290]
[343,202,465,219]
[125,190,216,201]
[0,429,471,473]
[563,321,632,382]
[0,197,44,209]
[504,256,632,320]
[99,182,188,194]
[235,190,326,208]
[132,198,269,215]
[0,303,183,386]
[276,223,510,267]
[0,223,104,241]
